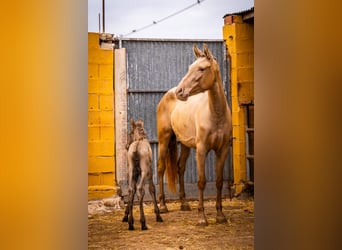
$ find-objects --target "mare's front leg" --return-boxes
[196,144,208,226]
[178,144,191,211]
[215,147,229,224]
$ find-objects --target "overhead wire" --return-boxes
[122,0,207,37]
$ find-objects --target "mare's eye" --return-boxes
[199,68,205,72]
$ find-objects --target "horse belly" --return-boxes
[170,100,202,148]
[173,127,196,148]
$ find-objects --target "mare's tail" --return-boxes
[165,133,178,193]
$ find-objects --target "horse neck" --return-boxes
[207,69,228,120]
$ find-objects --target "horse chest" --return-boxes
[207,128,229,150]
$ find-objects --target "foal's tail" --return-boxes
[132,142,141,181]
[165,133,178,193]
[133,150,140,169]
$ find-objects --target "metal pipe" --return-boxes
[98,13,101,33]
[127,89,169,93]
[245,106,250,181]
[102,0,105,33]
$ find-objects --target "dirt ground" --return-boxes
[88,197,254,250]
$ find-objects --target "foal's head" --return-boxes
[130,119,147,142]
[175,44,220,101]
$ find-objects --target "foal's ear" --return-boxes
[203,44,214,61]
[130,118,135,128]
[137,119,144,127]
[193,44,203,58]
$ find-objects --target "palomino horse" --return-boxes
[156,44,232,226]
[122,119,163,230]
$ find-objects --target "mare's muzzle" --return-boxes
[175,87,190,101]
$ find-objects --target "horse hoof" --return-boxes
[141,225,148,230]
[159,205,168,213]
[196,219,208,227]
[122,216,128,222]
[216,216,227,224]
[128,226,134,230]
[180,203,191,211]
[156,215,163,222]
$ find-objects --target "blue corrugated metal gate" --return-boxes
[121,38,232,199]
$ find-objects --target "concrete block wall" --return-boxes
[88,32,116,200]
[223,15,254,194]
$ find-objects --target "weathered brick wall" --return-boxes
[223,15,254,193]
[88,32,116,199]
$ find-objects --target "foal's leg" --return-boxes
[125,154,137,230]
[122,202,129,222]
[215,147,229,224]
[148,174,163,222]
[127,184,136,230]
[178,144,191,211]
[137,170,148,230]
[196,144,208,226]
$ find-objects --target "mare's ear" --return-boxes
[203,44,214,61]
[193,44,203,58]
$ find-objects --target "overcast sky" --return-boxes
[88,0,254,39]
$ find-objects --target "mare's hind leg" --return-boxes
[157,96,175,214]
[215,147,229,224]
[178,144,191,211]
[157,136,171,213]
[148,175,163,222]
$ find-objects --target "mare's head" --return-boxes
[175,44,220,101]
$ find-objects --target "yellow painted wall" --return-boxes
[223,15,254,193]
[88,32,117,199]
